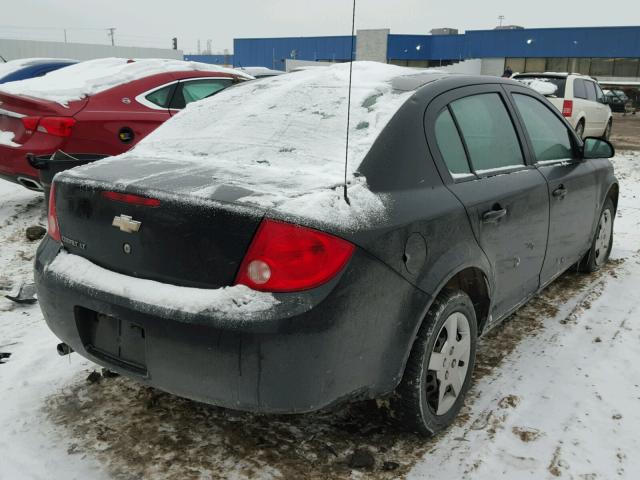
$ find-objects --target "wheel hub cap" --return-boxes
[594,209,612,266]
[426,312,471,416]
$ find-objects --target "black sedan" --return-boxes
[35,64,618,435]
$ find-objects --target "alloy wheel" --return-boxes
[426,312,471,416]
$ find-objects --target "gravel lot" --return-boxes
[1,152,639,479]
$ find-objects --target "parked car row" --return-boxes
[30,62,618,435]
[603,88,633,113]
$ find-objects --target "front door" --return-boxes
[506,86,599,285]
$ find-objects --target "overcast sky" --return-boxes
[1,0,638,54]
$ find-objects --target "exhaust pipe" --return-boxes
[57,343,73,356]
[17,176,44,192]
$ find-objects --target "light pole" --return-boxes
[107,27,116,46]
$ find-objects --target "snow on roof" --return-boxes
[0,57,252,106]
[515,77,559,96]
[73,62,422,228]
[0,57,76,78]
[239,66,285,77]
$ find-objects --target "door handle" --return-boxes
[482,207,507,224]
[553,185,568,198]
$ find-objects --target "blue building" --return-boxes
[231,26,640,80]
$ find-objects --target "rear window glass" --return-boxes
[434,109,471,176]
[121,63,418,201]
[145,85,174,108]
[170,79,234,109]
[449,93,524,172]
[573,79,587,99]
[585,81,597,101]
[514,75,566,97]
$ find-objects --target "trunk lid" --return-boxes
[54,158,266,289]
[0,92,87,143]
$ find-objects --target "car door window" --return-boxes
[573,79,587,99]
[593,82,605,103]
[170,79,234,109]
[449,93,524,172]
[585,81,597,102]
[513,94,573,162]
[145,84,175,108]
[434,108,472,176]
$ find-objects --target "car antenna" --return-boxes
[342,0,356,206]
[0,54,6,63]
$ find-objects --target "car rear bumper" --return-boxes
[0,136,64,183]
[35,238,430,413]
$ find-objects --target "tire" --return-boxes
[392,289,478,436]
[602,120,612,141]
[575,120,585,140]
[577,197,615,273]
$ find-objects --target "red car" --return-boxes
[0,58,251,190]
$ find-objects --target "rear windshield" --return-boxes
[126,63,417,203]
[514,75,566,98]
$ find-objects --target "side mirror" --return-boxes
[583,137,615,159]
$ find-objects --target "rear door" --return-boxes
[591,81,611,135]
[504,84,598,285]
[582,80,607,136]
[426,85,550,321]
[571,77,591,132]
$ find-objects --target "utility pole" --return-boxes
[498,15,505,27]
[63,29,67,43]
[107,27,116,46]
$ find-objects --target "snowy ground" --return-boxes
[0,152,639,480]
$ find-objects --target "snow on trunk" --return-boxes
[46,251,278,319]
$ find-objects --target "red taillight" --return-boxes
[21,116,41,132]
[562,100,573,117]
[37,117,76,137]
[235,219,355,292]
[101,191,161,207]
[48,182,61,242]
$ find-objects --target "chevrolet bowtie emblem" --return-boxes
[112,214,141,233]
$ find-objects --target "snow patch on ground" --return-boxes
[0,58,252,106]
[47,250,278,318]
[1,152,639,479]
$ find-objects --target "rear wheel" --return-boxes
[577,198,615,273]
[575,120,585,140]
[392,290,477,435]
